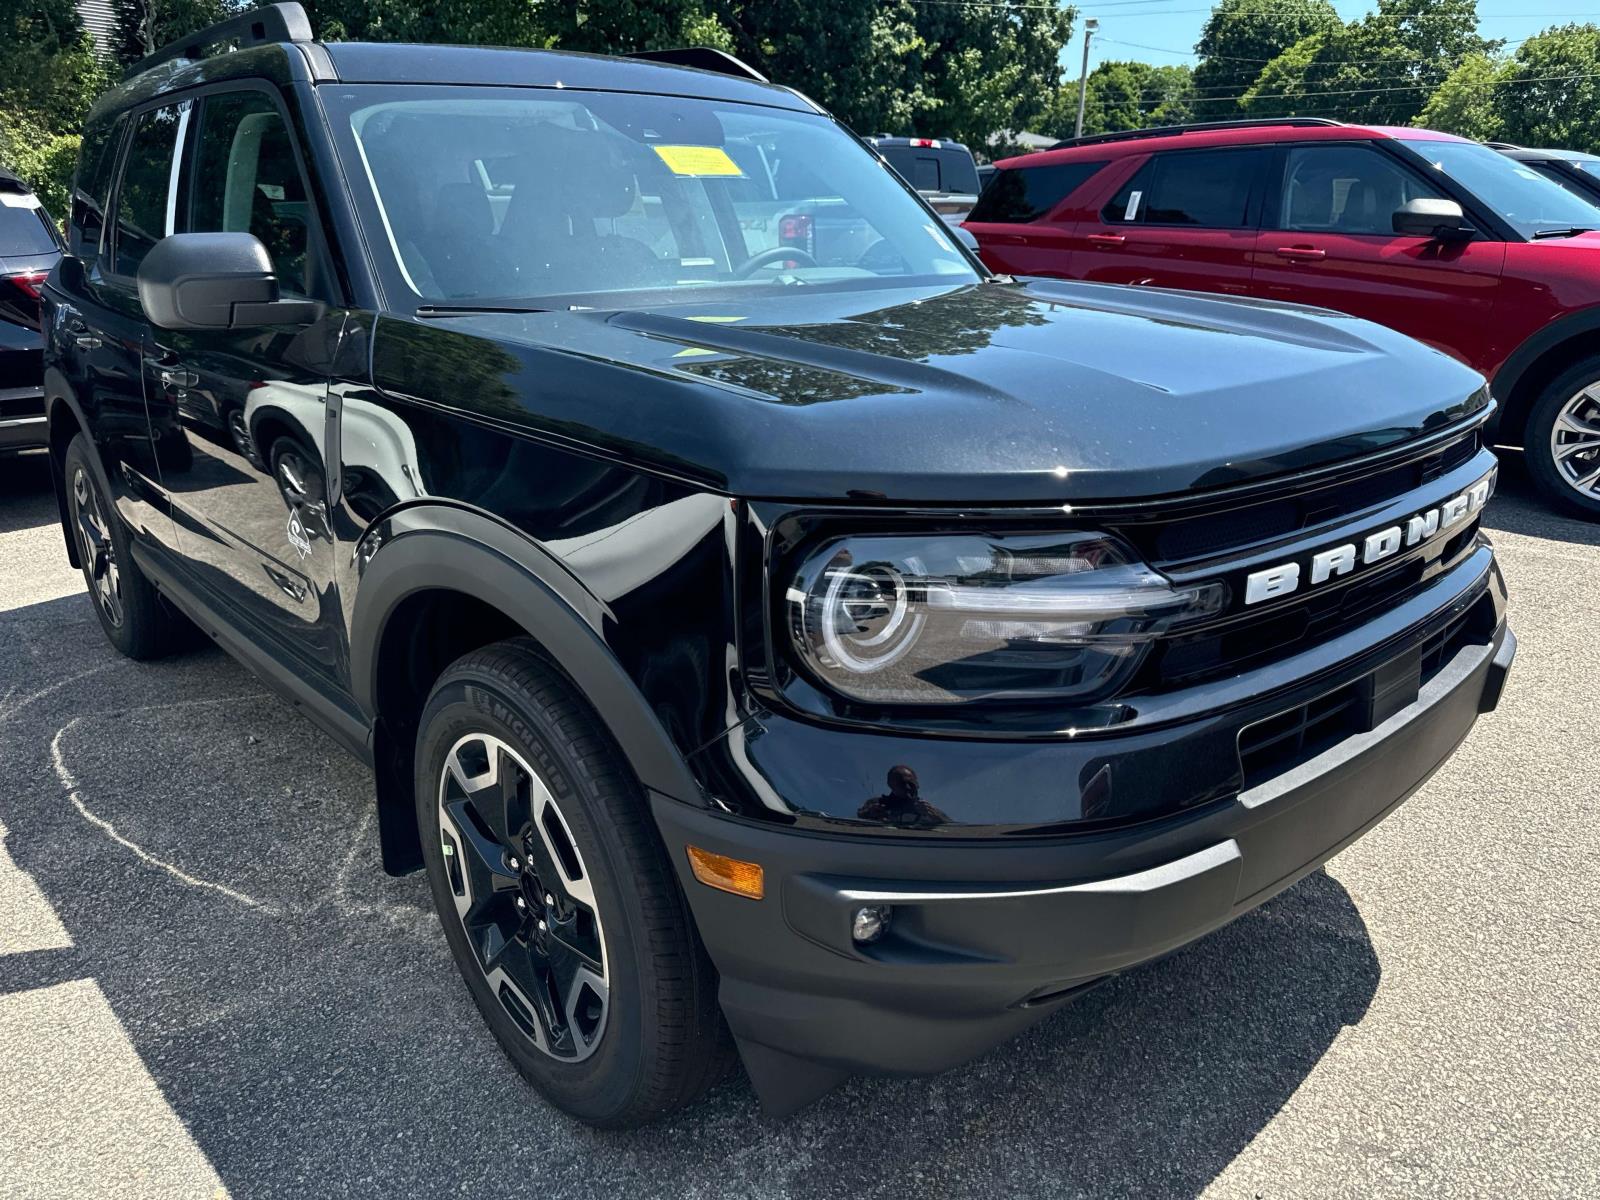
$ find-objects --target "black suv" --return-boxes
[1,166,63,454]
[44,4,1514,1128]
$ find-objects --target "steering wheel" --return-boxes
[734,245,819,278]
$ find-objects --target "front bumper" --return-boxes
[655,587,1515,1113]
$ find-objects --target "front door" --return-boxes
[1070,146,1270,296]
[1249,142,1506,370]
[146,86,348,687]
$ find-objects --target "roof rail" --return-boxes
[627,46,767,83]
[124,2,312,81]
[1049,117,1344,151]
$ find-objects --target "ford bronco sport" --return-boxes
[44,5,1514,1127]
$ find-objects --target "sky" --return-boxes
[1079,0,1600,71]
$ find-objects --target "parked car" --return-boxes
[1,167,64,455]
[1490,143,1600,207]
[869,135,982,219]
[46,8,1514,1128]
[965,118,1600,519]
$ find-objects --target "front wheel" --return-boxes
[1525,360,1600,520]
[414,640,732,1127]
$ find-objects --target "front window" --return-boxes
[1398,138,1600,238]
[321,85,977,308]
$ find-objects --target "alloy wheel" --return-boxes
[1550,383,1600,501]
[436,733,609,1061]
[72,466,124,628]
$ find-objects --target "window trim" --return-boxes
[1098,145,1273,232]
[103,97,195,286]
[100,79,344,304]
[188,81,338,302]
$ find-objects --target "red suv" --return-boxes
[965,118,1600,519]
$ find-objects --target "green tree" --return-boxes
[0,0,112,213]
[1416,52,1508,139]
[114,0,236,62]
[1053,60,1196,138]
[1493,24,1600,149]
[1242,0,1499,126]
[1191,0,1340,118]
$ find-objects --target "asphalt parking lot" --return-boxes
[2,449,1597,1200]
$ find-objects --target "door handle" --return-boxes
[1274,246,1327,261]
[74,333,103,350]
[1087,233,1127,247]
[159,367,199,388]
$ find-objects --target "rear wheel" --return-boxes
[414,639,732,1127]
[1525,359,1600,520]
[62,434,192,659]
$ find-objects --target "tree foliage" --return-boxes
[1493,24,1600,149]
[1045,60,1196,138]
[1239,0,1499,125]
[1191,0,1340,117]
[1415,51,1507,140]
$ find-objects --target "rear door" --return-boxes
[1072,146,1270,295]
[962,159,1109,277]
[1249,141,1505,364]
[54,99,190,550]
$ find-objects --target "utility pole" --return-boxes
[1074,18,1099,140]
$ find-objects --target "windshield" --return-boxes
[323,85,977,308]
[1400,138,1600,237]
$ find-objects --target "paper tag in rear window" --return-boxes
[651,145,745,178]
[1124,190,1142,221]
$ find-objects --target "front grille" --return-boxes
[1108,426,1489,695]
[1237,594,1489,788]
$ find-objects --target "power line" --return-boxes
[1095,33,1531,62]
[1127,65,1600,104]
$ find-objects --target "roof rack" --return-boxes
[124,2,312,81]
[627,46,767,83]
[1049,117,1344,151]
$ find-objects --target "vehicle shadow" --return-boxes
[1481,448,1600,548]
[0,589,1381,1200]
[0,451,61,537]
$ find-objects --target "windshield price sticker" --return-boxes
[651,145,745,177]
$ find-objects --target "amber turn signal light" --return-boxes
[686,846,764,900]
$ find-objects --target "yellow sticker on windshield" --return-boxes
[651,144,745,177]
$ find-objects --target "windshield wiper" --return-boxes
[1530,227,1595,239]
[415,303,553,318]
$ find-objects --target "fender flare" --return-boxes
[347,504,704,808]
[1490,307,1600,442]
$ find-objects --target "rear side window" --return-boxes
[1104,148,1266,228]
[189,90,326,297]
[0,193,59,255]
[967,161,1108,224]
[70,117,123,265]
[112,102,189,277]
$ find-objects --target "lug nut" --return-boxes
[544,893,554,906]
[537,919,547,932]
[515,896,527,911]
[508,856,521,870]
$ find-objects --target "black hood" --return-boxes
[370,278,1489,504]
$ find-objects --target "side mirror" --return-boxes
[1392,198,1474,241]
[137,232,322,330]
[951,225,981,253]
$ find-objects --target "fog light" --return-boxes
[852,904,892,944]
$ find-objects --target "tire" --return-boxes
[1524,358,1600,521]
[414,639,733,1127]
[62,434,193,660]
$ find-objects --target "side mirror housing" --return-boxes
[1393,198,1474,241]
[137,232,322,330]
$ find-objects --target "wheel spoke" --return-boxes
[1554,437,1600,461]
[442,797,521,924]
[528,780,596,911]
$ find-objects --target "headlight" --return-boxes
[786,532,1225,705]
